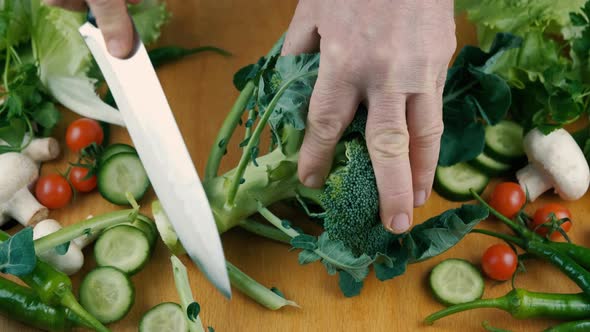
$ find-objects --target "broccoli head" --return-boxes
[320,138,395,257]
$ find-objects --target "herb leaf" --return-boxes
[0,227,36,276]
[54,241,70,256]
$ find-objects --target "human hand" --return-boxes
[44,0,141,58]
[282,0,456,233]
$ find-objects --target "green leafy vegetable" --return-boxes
[439,33,521,166]
[0,227,36,276]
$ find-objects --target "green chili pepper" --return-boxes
[552,242,590,271]
[0,230,109,332]
[148,46,231,67]
[544,319,590,331]
[0,275,91,332]
[425,289,590,325]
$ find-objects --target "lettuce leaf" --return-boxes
[30,0,170,126]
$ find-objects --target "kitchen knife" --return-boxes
[78,19,231,298]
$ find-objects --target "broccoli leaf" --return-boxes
[314,233,373,281]
[338,271,364,297]
[373,243,409,281]
[258,53,319,130]
[404,204,489,263]
[0,228,36,276]
[439,33,520,166]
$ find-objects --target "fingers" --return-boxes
[281,0,320,55]
[43,0,87,11]
[86,0,135,58]
[298,66,360,188]
[406,91,444,208]
[365,92,413,234]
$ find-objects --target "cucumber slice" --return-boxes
[105,214,157,248]
[434,163,489,201]
[97,152,150,205]
[484,120,525,163]
[430,259,484,305]
[94,225,151,275]
[140,302,188,332]
[99,143,136,165]
[80,267,134,324]
[469,152,512,176]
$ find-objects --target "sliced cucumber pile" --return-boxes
[98,152,150,205]
[484,120,525,164]
[139,302,188,332]
[434,162,489,201]
[80,267,135,324]
[430,259,484,306]
[94,225,152,275]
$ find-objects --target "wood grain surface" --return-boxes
[2,1,587,331]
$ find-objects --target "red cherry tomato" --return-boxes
[65,118,104,153]
[35,174,72,209]
[481,243,518,281]
[68,167,97,193]
[530,203,572,241]
[489,182,526,219]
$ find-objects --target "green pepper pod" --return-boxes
[0,230,110,332]
[544,319,590,331]
[552,242,590,271]
[0,275,91,332]
[425,289,590,324]
[526,241,590,297]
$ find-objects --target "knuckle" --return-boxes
[412,122,444,146]
[367,125,410,161]
[307,112,346,144]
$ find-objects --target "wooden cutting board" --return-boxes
[2,1,589,331]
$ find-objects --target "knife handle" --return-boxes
[86,10,97,27]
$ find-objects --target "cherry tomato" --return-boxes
[481,243,518,281]
[35,174,72,209]
[68,166,97,193]
[65,118,104,153]
[488,182,526,219]
[530,203,572,241]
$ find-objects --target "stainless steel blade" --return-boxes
[79,22,231,298]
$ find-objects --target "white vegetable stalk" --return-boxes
[517,128,590,201]
[33,219,97,275]
[0,137,60,162]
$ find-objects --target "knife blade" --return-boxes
[78,22,231,298]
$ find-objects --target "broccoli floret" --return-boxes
[320,138,394,257]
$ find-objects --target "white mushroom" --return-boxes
[0,153,48,226]
[33,219,97,275]
[516,128,590,201]
[0,137,60,163]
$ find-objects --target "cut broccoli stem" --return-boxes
[244,107,256,141]
[238,219,291,245]
[257,204,300,239]
[227,261,299,310]
[34,209,137,253]
[205,81,255,180]
[226,70,319,206]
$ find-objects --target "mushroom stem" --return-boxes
[0,137,60,162]
[22,137,60,162]
[516,164,553,202]
[34,219,85,276]
[1,188,49,226]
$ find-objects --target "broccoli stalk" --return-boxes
[156,33,493,308]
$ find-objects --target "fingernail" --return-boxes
[388,213,410,234]
[107,39,127,58]
[414,190,426,207]
[303,174,323,188]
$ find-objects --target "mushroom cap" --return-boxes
[524,128,590,200]
[0,153,39,202]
